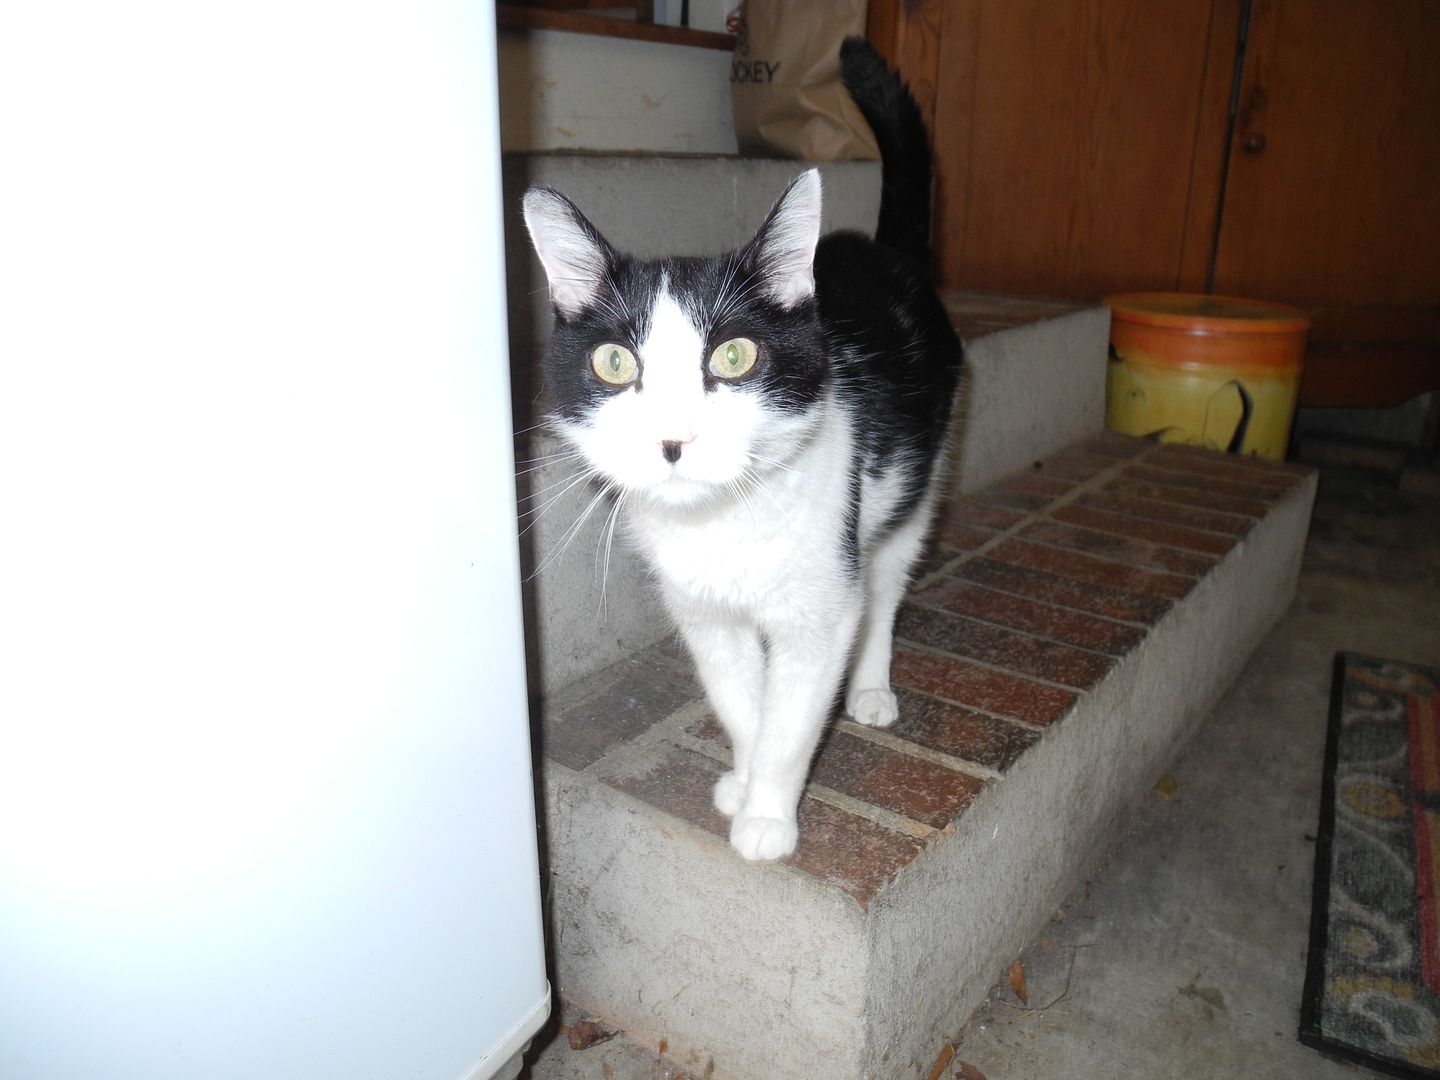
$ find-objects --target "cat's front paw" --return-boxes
[713,771,748,817]
[730,814,798,861]
[847,687,899,728]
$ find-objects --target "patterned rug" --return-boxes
[1302,653,1440,1077]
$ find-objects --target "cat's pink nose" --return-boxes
[660,437,694,464]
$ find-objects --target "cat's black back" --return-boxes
[821,40,962,525]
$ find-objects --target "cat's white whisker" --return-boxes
[512,431,576,453]
[604,271,632,321]
[515,464,593,506]
[529,479,615,582]
[591,490,619,580]
[513,445,584,466]
[711,271,765,326]
[596,490,627,618]
[589,292,628,325]
[709,254,747,326]
[745,449,798,473]
[731,471,768,525]
[741,467,799,533]
[513,452,584,477]
[515,470,600,541]
[514,463,580,482]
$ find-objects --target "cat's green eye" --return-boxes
[591,343,639,386]
[708,337,758,380]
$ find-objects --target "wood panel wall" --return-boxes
[869,0,1242,299]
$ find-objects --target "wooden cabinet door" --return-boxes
[877,0,1241,299]
[1208,0,1440,406]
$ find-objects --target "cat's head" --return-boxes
[521,170,828,508]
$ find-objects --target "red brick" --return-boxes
[1018,519,1217,578]
[936,522,997,553]
[1158,441,1310,475]
[997,473,1077,501]
[1105,476,1271,519]
[888,687,1041,772]
[811,729,987,829]
[685,711,726,743]
[684,710,989,829]
[784,795,927,908]
[691,698,1039,777]
[604,744,731,837]
[954,557,1171,624]
[1151,444,1302,489]
[972,471,1077,515]
[543,646,702,771]
[989,538,1194,601]
[1033,452,1118,482]
[942,498,1030,532]
[895,603,1113,690]
[1078,492,1253,538]
[913,579,1146,656]
[891,647,1076,726]
[1078,433,1152,459]
[1051,503,1237,557]
[1126,462,1285,505]
[974,487,1053,513]
[913,545,963,581]
[942,292,1087,335]
[603,745,925,909]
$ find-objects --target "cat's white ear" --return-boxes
[522,186,612,319]
[750,169,822,308]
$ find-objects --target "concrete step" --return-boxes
[941,292,1109,494]
[534,435,1315,1080]
[497,28,739,157]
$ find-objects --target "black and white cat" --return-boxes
[522,40,961,861]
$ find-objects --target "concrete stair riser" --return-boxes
[543,762,871,1077]
[860,472,1313,1075]
[950,306,1111,494]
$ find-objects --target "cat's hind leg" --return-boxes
[846,489,941,727]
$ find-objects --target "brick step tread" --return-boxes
[538,434,1313,910]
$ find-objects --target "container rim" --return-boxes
[1103,291,1312,334]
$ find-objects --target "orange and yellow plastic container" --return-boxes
[1102,293,1311,461]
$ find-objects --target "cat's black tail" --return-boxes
[839,37,934,269]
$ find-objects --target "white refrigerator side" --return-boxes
[0,3,550,1079]
[464,4,555,1077]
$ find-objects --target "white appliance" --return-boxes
[0,3,550,1078]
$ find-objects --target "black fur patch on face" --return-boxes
[543,254,660,422]
[544,248,832,423]
[665,254,829,414]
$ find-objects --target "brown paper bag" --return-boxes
[730,0,880,161]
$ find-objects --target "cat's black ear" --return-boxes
[747,169,822,308]
[522,186,614,318]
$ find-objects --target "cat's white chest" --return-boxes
[629,434,852,616]
[639,505,808,609]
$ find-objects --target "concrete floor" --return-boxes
[521,465,1440,1080]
